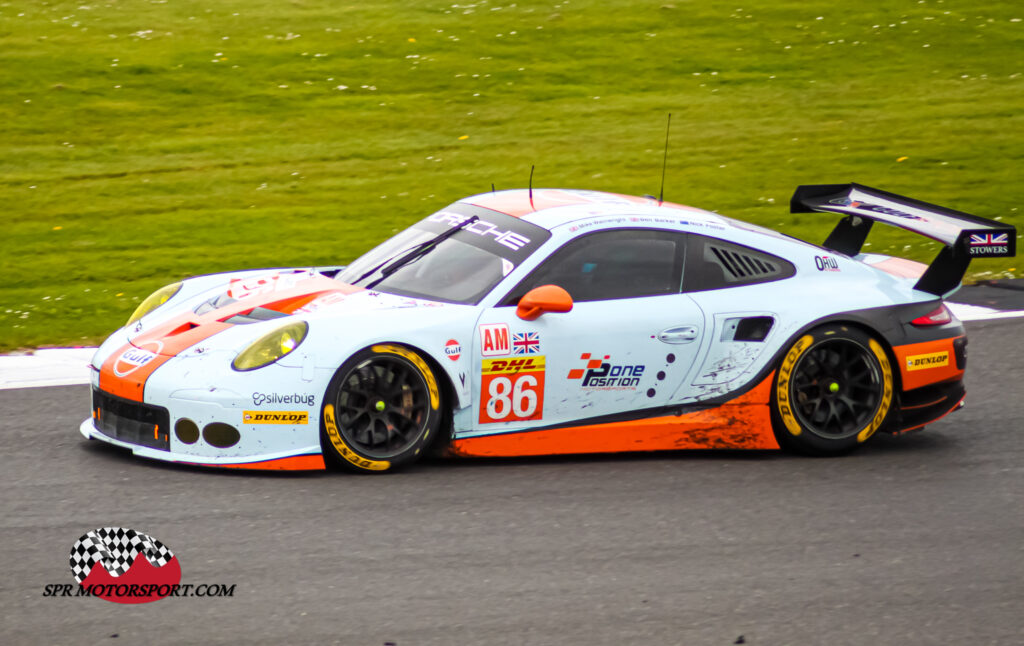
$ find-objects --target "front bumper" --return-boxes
[82,385,326,470]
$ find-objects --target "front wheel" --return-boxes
[772,325,894,455]
[321,344,443,473]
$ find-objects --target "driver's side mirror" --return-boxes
[516,285,573,321]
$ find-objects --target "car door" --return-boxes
[468,228,707,433]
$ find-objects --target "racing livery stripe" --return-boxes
[451,372,780,457]
[99,274,358,402]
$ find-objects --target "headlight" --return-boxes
[232,321,308,371]
[126,282,182,326]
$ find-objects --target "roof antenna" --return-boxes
[658,113,671,206]
[491,182,496,193]
[528,164,535,210]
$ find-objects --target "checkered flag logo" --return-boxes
[69,527,175,584]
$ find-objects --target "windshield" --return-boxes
[336,204,551,304]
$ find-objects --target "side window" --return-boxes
[683,234,795,292]
[501,229,686,305]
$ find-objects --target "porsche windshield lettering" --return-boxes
[427,211,531,251]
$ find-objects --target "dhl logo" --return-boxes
[482,356,546,375]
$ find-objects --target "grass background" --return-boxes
[1,0,1021,351]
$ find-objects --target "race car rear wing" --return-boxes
[791,183,1017,296]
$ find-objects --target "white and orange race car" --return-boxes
[81,184,1015,472]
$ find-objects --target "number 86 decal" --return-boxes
[479,356,546,423]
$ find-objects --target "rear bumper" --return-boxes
[893,379,965,433]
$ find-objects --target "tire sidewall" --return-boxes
[771,324,894,455]
[320,344,443,473]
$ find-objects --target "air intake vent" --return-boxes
[707,245,779,280]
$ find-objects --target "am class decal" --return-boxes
[479,323,510,357]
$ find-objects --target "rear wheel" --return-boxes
[321,344,442,473]
[772,325,894,455]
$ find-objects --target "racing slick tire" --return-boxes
[771,324,894,455]
[320,344,443,473]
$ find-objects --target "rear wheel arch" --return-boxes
[770,322,897,455]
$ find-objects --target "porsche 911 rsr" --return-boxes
[80,184,1016,472]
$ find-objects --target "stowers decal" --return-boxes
[243,411,309,424]
[43,527,235,603]
[968,233,1009,256]
[906,351,949,371]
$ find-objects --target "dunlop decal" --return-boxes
[858,339,894,443]
[776,335,814,437]
[243,411,309,424]
[905,351,949,372]
[323,404,390,471]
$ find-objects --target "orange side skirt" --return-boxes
[451,373,780,458]
[186,454,326,471]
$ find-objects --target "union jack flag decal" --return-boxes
[969,233,1008,246]
[512,332,541,355]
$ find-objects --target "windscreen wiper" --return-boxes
[363,215,479,289]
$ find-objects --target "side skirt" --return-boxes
[450,372,780,457]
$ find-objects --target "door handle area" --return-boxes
[658,326,699,344]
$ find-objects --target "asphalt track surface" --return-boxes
[3,319,1023,645]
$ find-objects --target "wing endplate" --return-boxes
[792,183,1016,295]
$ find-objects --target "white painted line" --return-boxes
[947,302,1024,322]
[1,302,1024,391]
[0,348,95,390]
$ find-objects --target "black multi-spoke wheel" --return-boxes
[321,345,442,473]
[772,325,894,455]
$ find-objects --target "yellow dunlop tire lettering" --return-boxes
[777,334,814,437]
[858,339,894,443]
[371,344,440,410]
[324,404,390,471]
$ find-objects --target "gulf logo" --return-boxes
[445,339,462,361]
[113,341,163,377]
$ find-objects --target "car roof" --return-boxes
[459,188,721,229]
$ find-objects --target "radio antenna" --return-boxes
[528,165,535,210]
[658,113,671,205]
[491,182,496,193]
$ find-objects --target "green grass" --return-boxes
[2,0,1021,351]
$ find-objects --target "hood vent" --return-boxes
[222,307,288,325]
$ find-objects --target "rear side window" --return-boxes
[501,229,686,304]
[683,234,794,292]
